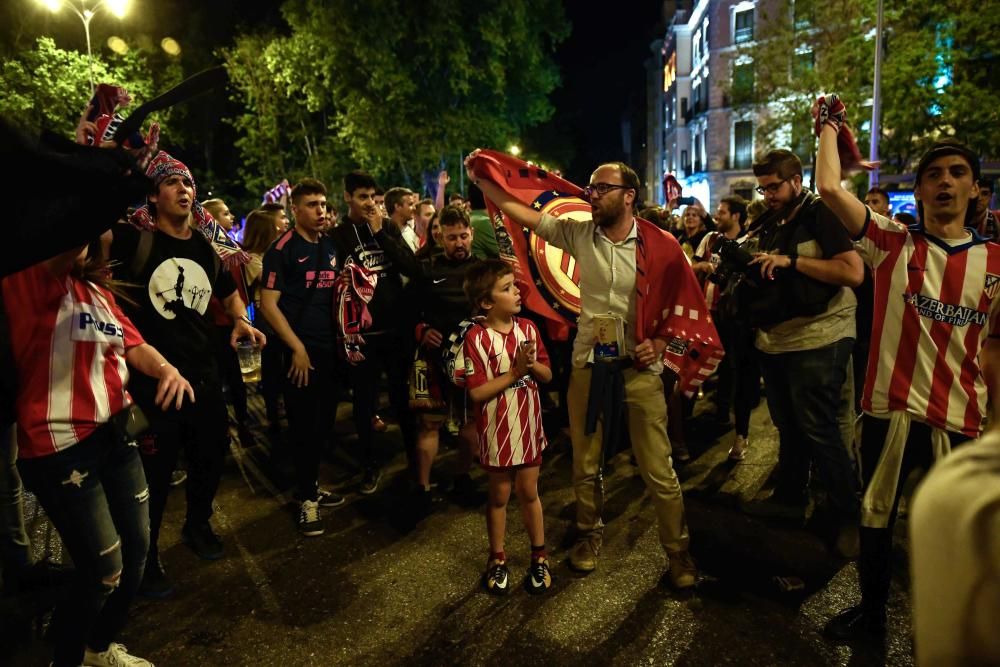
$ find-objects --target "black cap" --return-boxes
[915,139,981,184]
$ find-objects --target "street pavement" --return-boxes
[4,388,917,666]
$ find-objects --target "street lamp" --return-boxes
[509,144,521,157]
[37,0,130,94]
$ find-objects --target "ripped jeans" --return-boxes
[18,421,150,667]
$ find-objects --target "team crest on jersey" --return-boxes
[984,273,1000,300]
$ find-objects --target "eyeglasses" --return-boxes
[584,182,633,198]
[755,178,790,195]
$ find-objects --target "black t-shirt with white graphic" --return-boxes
[261,229,338,351]
[110,223,237,381]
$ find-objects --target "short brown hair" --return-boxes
[464,259,514,313]
[290,178,327,205]
[752,149,802,180]
[439,204,470,229]
[384,187,413,216]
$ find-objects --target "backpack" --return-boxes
[441,318,481,387]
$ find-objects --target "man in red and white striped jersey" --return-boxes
[814,94,1000,642]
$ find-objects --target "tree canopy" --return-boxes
[727,0,1000,177]
[224,0,569,193]
[0,37,181,139]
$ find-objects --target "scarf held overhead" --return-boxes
[468,150,723,396]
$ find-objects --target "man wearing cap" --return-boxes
[110,152,265,598]
[814,94,1000,641]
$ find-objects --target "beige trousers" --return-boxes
[567,366,690,553]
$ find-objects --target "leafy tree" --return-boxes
[224,0,569,192]
[727,0,1000,177]
[726,0,878,175]
[0,36,180,138]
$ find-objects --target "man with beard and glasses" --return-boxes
[408,205,483,516]
[465,156,699,590]
[814,94,1000,643]
[740,149,863,561]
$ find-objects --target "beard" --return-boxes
[592,197,625,228]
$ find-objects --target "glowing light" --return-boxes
[107,35,128,54]
[107,0,129,18]
[160,37,181,56]
[509,145,521,157]
[38,0,62,12]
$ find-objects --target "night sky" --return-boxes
[529,1,667,184]
[2,0,667,190]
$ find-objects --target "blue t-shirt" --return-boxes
[261,229,338,350]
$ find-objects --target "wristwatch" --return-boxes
[788,254,798,271]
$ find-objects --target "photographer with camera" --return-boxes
[740,150,863,555]
[692,196,759,460]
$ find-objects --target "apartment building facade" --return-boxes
[647,0,770,210]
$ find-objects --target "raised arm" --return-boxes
[814,95,869,237]
[464,150,542,231]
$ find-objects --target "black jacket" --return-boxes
[328,218,420,335]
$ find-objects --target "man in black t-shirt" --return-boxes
[328,171,421,495]
[260,179,344,536]
[111,152,264,597]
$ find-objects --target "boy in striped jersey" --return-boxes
[814,94,1000,642]
[463,260,553,595]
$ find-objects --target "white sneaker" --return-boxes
[83,642,154,666]
[298,499,324,537]
[728,435,748,461]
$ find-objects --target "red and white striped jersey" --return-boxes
[3,264,144,458]
[464,317,549,469]
[858,210,1000,436]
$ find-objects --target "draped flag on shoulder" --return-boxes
[467,150,723,397]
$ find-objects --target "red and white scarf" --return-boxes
[336,258,378,364]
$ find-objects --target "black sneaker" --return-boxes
[483,558,511,595]
[673,444,691,463]
[170,469,187,487]
[524,557,552,594]
[823,604,887,642]
[359,469,382,496]
[181,522,224,561]
[138,559,174,599]
[317,488,346,508]
[298,500,324,537]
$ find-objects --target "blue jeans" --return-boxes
[759,338,860,518]
[18,423,150,667]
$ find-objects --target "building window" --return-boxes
[734,9,754,44]
[793,50,814,78]
[732,62,754,105]
[794,0,814,29]
[734,120,753,170]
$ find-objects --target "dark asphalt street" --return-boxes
[4,388,916,666]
